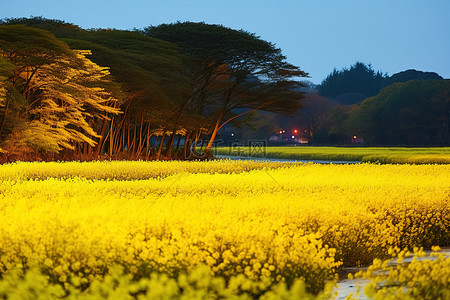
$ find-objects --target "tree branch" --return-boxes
[217,104,266,131]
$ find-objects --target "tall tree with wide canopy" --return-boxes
[59,29,191,158]
[2,17,192,158]
[144,22,308,155]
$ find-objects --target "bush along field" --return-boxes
[215,146,450,164]
[0,160,448,299]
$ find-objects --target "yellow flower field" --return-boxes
[0,160,449,298]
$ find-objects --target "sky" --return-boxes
[1,0,449,84]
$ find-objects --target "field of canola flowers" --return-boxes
[0,160,449,299]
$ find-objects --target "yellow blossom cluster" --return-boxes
[0,264,336,299]
[0,160,302,180]
[0,160,448,296]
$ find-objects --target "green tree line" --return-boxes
[286,62,449,145]
[0,17,307,161]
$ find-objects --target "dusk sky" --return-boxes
[2,0,449,84]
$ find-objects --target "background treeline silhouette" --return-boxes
[240,62,449,146]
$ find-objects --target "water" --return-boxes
[334,248,450,299]
[215,155,360,164]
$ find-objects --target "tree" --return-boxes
[145,22,308,156]
[225,111,281,141]
[318,62,387,104]
[59,29,190,158]
[0,56,12,152]
[347,80,450,145]
[0,25,120,156]
[2,17,192,159]
[382,69,443,87]
[294,93,334,144]
[0,56,11,106]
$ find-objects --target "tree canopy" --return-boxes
[347,80,450,145]
[145,22,308,155]
[0,18,308,161]
[317,62,386,105]
[293,64,448,145]
[0,25,120,156]
[382,69,443,87]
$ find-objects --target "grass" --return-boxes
[214,146,450,164]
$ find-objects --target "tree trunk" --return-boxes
[109,116,115,158]
[129,123,137,155]
[164,128,177,158]
[192,128,200,154]
[182,131,193,159]
[205,109,225,155]
[176,135,181,150]
[95,117,108,157]
[200,138,206,152]
[120,121,126,153]
[135,116,145,158]
[127,123,131,152]
[156,133,166,160]
[204,104,265,155]
[145,122,151,157]
[0,98,10,138]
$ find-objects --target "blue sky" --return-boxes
[2,0,449,84]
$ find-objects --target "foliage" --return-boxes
[144,21,293,77]
[0,25,121,154]
[0,18,194,160]
[317,62,386,104]
[288,93,334,144]
[145,22,307,154]
[228,111,283,141]
[382,69,443,88]
[347,80,450,145]
[60,29,190,114]
[0,18,309,160]
[0,16,81,32]
[0,56,12,104]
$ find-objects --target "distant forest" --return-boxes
[0,18,449,162]
[278,62,449,146]
[239,62,449,146]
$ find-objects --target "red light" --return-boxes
[293,129,298,134]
